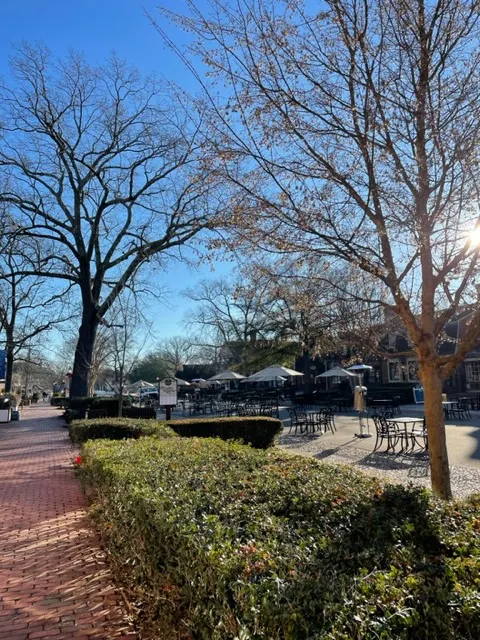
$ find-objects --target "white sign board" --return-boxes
[159,377,177,406]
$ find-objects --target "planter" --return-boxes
[0,408,11,423]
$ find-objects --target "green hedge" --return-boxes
[69,418,177,445]
[79,437,480,640]
[50,396,68,407]
[69,396,133,413]
[169,416,282,448]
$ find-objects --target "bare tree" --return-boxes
[184,275,304,373]
[184,277,278,369]
[163,0,480,498]
[157,335,198,373]
[107,291,150,416]
[0,231,73,391]
[0,45,223,398]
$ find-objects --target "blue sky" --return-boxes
[0,0,233,342]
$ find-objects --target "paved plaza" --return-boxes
[0,405,135,640]
[278,405,480,498]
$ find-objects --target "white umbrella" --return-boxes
[247,365,303,380]
[243,374,287,382]
[175,378,191,386]
[127,379,155,391]
[207,370,246,381]
[191,378,207,383]
[315,367,356,380]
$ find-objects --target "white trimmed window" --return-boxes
[388,360,401,382]
[466,361,480,382]
[407,359,419,382]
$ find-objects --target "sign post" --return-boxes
[159,377,177,420]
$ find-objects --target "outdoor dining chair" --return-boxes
[410,418,428,451]
[453,398,471,420]
[319,407,336,434]
[287,408,309,434]
[372,414,399,452]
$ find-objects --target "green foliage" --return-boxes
[79,438,480,639]
[69,418,177,445]
[170,416,282,448]
[228,339,301,374]
[122,406,156,419]
[68,396,133,412]
[129,353,173,383]
[64,396,135,422]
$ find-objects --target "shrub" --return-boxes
[79,437,480,640]
[69,396,133,414]
[122,406,156,419]
[0,392,20,408]
[170,416,282,448]
[69,418,177,445]
[50,396,68,407]
[63,396,135,423]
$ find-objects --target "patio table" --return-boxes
[388,417,425,452]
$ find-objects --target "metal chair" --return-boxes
[372,414,398,452]
[411,418,428,451]
[287,408,308,434]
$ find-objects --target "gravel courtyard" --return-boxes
[278,407,480,499]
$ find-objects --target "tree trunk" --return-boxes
[303,349,313,393]
[118,366,124,417]
[4,330,14,393]
[70,309,99,398]
[421,363,452,499]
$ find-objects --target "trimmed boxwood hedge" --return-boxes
[50,396,68,407]
[79,437,480,640]
[70,416,282,448]
[69,418,177,445]
[169,416,282,448]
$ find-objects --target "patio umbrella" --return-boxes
[315,367,356,380]
[243,374,287,382]
[191,378,207,383]
[175,378,191,386]
[207,370,246,381]
[247,365,303,380]
[126,379,155,391]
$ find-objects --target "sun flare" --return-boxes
[470,227,480,247]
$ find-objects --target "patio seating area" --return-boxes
[278,401,480,498]
[371,414,427,453]
[184,397,280,419]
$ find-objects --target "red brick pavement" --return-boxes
[0,404,136,639]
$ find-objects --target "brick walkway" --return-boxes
[0,405,136,639]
